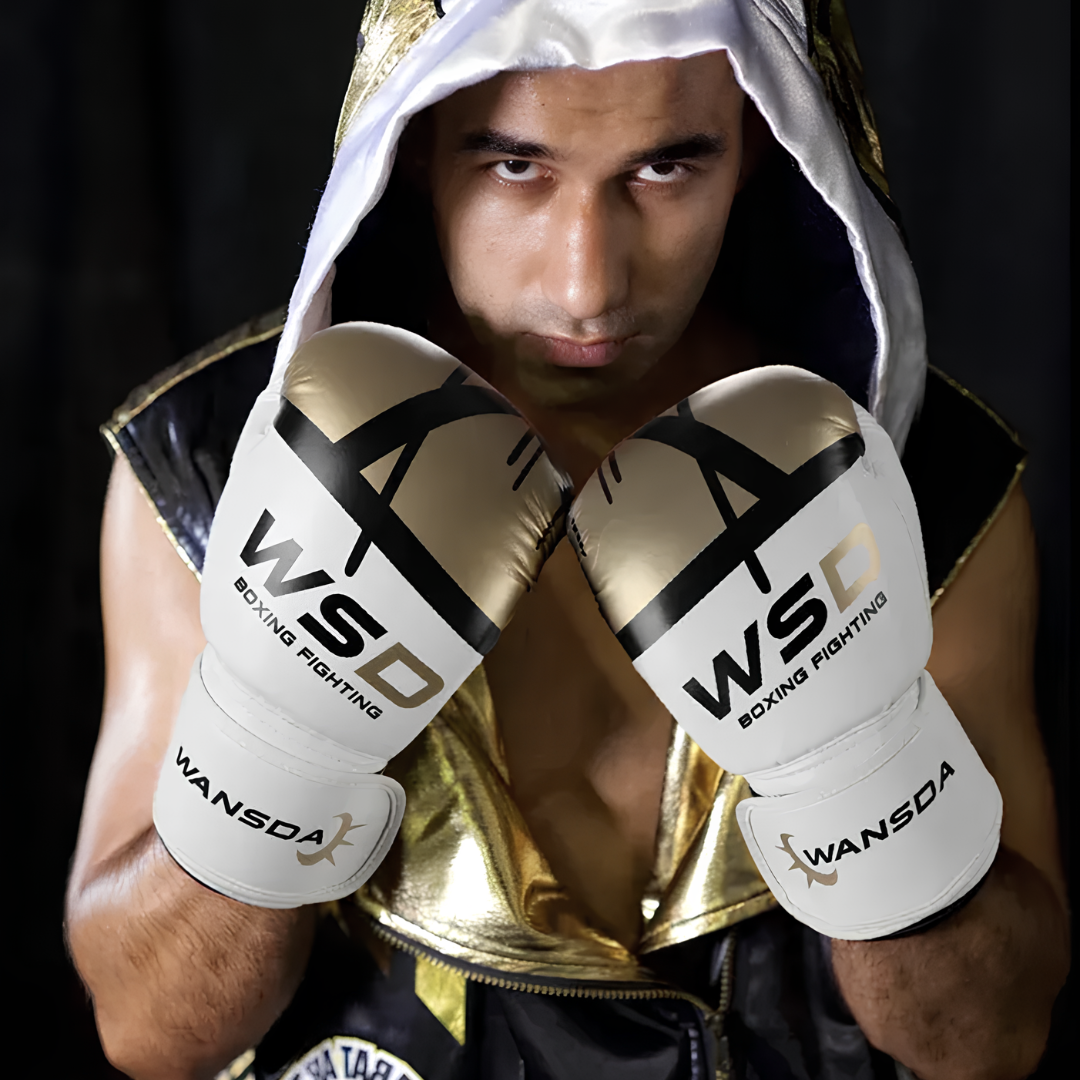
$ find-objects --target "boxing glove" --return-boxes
[154,323,568,908]
[569,366,1001,939]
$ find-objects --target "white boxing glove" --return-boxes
[154,323,568,907]
[570,366,1001,940]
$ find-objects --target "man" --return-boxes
[66,2,1067,1078]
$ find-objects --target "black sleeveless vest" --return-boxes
[104,316,1024,1080]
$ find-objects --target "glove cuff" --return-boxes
[737,673,1001,939]
[154,654,405,908]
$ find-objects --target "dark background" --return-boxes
[6,0,1070,1074]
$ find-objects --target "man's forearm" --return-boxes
[831,847,1069,1080]
[66,828,317,1080]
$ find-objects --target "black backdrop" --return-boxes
[6,1,1070,1074]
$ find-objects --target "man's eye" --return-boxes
[634,161,686,183]
[492,160,542,181]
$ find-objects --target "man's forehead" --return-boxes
[433,51,742,151]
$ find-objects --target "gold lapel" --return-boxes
[356,665,774,979]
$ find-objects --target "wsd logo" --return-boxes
[683,522,884,728]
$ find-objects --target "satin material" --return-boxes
[263,0,927,452]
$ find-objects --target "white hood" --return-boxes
[254,0,926,450]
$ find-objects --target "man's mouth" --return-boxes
[527,333,633,368]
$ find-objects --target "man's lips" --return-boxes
[528,333,632,368]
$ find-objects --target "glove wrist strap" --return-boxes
[154,655,405,908]
[736,673,1001,939]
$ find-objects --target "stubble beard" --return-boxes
[463,298,690,412]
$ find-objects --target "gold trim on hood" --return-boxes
[355,664,774,981]
[805,0,891,202]
[334,0,441,155]
[333,0,894,215]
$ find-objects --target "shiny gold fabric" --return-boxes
[805,0,891,201]
[640,726,775,953]
[355,665,774,982]
[334,0,441,154]
[357,666,648,982]
[414,955,468,1043]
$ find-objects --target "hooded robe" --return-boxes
[102,2,1026,1077]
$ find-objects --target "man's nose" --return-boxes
[541,187,631,324]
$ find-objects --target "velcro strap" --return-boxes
[154,656,405,908]
[736,673,1001,939]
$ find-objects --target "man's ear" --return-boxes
[396,108,435,193]
[736,95,776,192]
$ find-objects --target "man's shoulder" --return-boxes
[101,308,284,574]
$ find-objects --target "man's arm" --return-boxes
[65,457,317,1080]
[831,484,1069,1079]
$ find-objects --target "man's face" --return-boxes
[426,52,746,408]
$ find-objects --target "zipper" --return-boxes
[364,913,709,1004]
[704,930,738,1080]
[359,911,739,1080]
[715,929,737,1018]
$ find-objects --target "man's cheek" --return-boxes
[449,257,521,334]
[628,253,707,330]
[638,227,723,323]
[455,241,548,329]
[648,210,724,277]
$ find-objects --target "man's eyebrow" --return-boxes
[459,129,557,159]
[623,133,728,169]
[457,129,728,167]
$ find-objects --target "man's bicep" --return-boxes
[71,455,206,885]
[926,483,1065,907]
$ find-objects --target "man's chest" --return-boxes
[484,539,675,946]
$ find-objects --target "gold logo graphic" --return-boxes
[296,812,365,866]
[355,642,445,709]
[819,522,880,612]
[778,833,838,887]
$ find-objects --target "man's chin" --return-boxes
[489,333,662,409]
[511,356,654,409]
